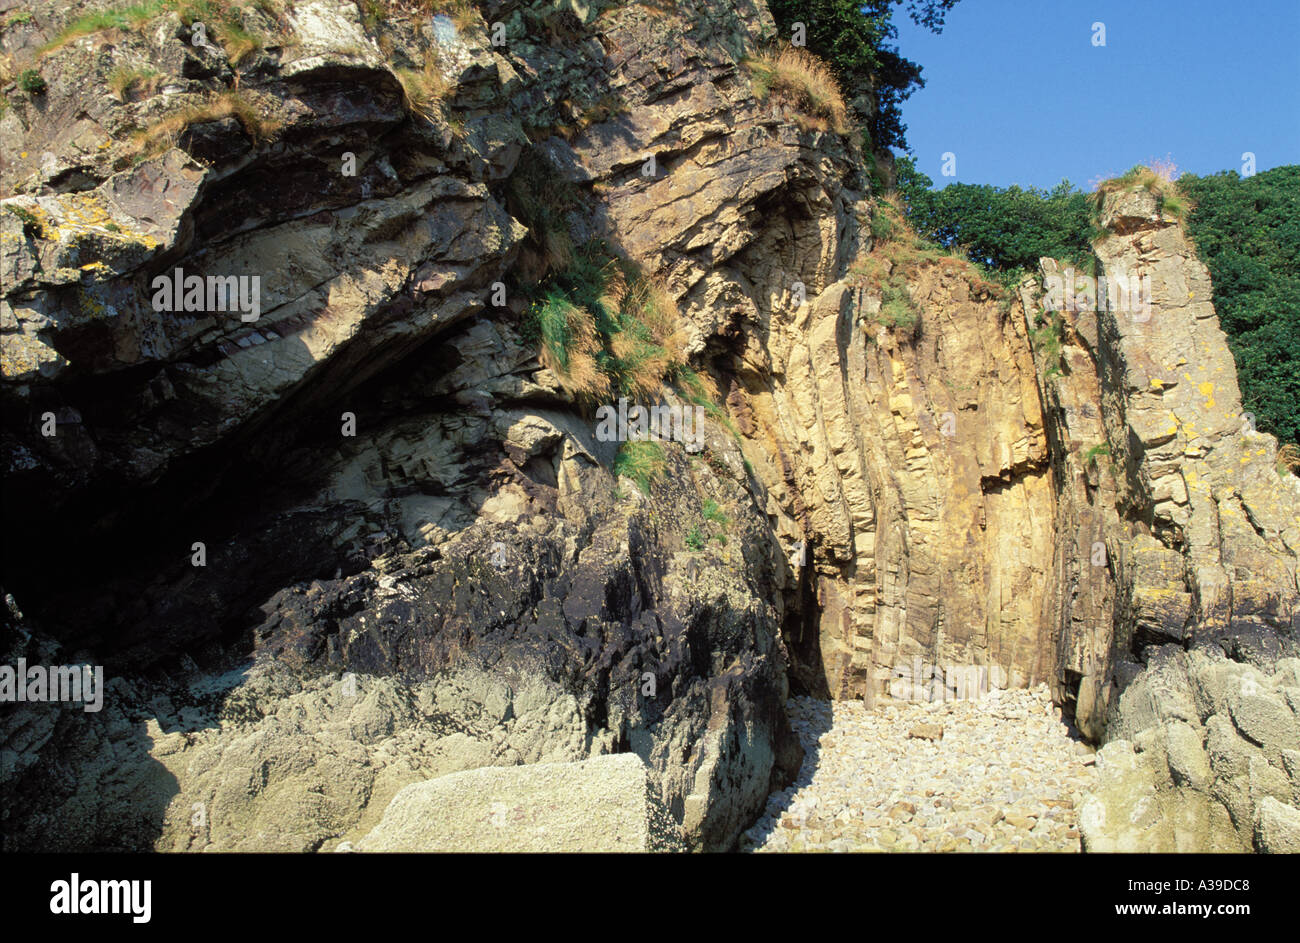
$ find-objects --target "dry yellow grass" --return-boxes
[107,64,161,102]
[394,51,449,122]
[1278,443,1300,475]
[538,297,612,402]
[745,45,849,135]
[127,91,281,159]
[1093,161,1191,221]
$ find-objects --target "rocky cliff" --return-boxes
[1,0,1296,852]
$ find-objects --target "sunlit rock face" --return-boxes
[2,1,1295,852]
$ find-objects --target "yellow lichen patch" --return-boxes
[37,190,160,250]
[1198,382,1214,397]
[0,334,62,378]
[1151,378,1164,389]
[77,287,113,319]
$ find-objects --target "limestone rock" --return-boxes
[356,755,682,853]
[1253,797,1300,854]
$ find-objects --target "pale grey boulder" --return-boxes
[1254,797,1300,854]
[357,754,684,853]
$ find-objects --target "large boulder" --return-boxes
[356,754,683,852]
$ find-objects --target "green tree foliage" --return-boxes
[894,155,1094,272]
[767,0,960,150]
[1178,166,1299,443]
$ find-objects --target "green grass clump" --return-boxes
[614,441,666,495]
[702,499,729,525]
[878,287,919,331]
[870,206,896,241]
[1092,162,1191,224]
[861,272,921,339]
[523,241,688,404]
[107,64,160,101]
[40,1,166,53]
[1082,442,1110,467]
[1031,310,1065,378]
[4,204,46,238]
[42,1,269,66]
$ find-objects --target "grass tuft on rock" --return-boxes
[745,45,849,135]
[107,64,161,102]
[127,90,280,159]
[614,441,666,495]
[1093,162,1192,223]
[42,1,271,66]
[394,50,450,122]
[524,243,689,404]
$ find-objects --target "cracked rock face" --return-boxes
[2,0,802,854]
[1044,190,1300,852]
[2,1,1297,853]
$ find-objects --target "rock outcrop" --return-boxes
[356,753,682,852]
[2,0,802,853]
[1,0,1296,853]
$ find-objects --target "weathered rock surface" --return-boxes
[1,1,1296,854]
[1077,647,1299,852]
[2,0,800,853]
[1033,189,1299,851]
[356,753,681,852]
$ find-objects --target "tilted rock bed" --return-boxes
[743,688,1099,852]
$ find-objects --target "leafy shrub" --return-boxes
[895,155,1095,274]
[17,69,45,93]
[1178,165,1299,444]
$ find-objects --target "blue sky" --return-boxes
[891,0,1300,190]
